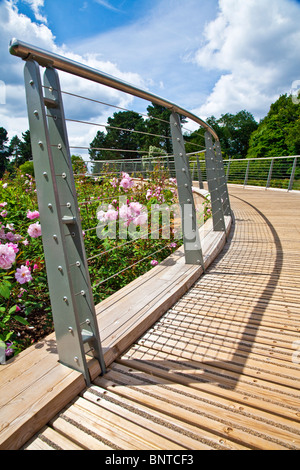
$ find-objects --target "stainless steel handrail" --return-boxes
[9,38,219,141]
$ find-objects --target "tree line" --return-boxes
[1,92,300,178]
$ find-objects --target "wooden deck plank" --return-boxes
[2,185,300,450]
[0,196,230,450]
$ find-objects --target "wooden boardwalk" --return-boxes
[6,186,300,450]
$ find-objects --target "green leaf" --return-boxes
[0,284,11,299]
[14,315,30,326]
[8,305,17,315]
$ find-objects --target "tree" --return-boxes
[247,94,300,159]
[0,127,9,177]
[184,127,206,154]
[207,111,258,158]
[18,130,32,166]
[89,130,107,171]
[8,135,22,164]
[143,104,173,154]
[8,130,32,168]
[183,111,258,159]
[104,110,147,160]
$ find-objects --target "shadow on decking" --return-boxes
[121,193,284,391]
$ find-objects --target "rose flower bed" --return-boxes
[0,163,210,360]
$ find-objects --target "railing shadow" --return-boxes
[198,194,283,389]
[121,193,284,391]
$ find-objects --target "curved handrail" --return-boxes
[8,38,230,384]
[9,38,219,141]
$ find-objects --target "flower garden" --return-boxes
[0,160,211,361]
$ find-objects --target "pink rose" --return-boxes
[27,222,42,238]
[0,243,16,269]
[27,210,40,220]
[15,265,33,284]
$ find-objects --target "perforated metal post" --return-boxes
[266,158,274,189]
[226,158,231,181]
[244,160,250,187]
[170,112,204,268]
[205,132,226,232]
[288,157,297,191]
[196,155,204,189]
[23,60,106,384]
[214,140,231,217]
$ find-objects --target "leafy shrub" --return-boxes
[0,164,211,359]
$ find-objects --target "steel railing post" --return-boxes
[266,158,274,189]
[288,157,297,191]
[24,60,106,384]
[214,140,231,217]
[226,158,231,182]
[244,160,250,187]
[170,112,204,268]
[196,155,204,189]
[205,132,226,232]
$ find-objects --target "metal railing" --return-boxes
[9,38,231,383]
[224,155,299,191]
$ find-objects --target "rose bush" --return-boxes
[0,162,211,360]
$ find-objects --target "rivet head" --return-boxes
[74,356,79,363]
[63,296,68,302]
[76,261,81,267]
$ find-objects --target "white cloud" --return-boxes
[21,0,47,23]
[93,0,121,12]
[192,0,300,120]
[0,0,146,151]
[72,0,217,114]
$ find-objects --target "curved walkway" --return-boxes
[21,186,300,450]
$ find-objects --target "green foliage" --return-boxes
[247,94,300,158]
[19,161,35,177]
[0,127,10,178]
[0,163,211,359]
[88,104,187,168]
[184,111,258,159]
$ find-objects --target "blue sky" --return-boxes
[1,0,300,153]
[16,0,156,43]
